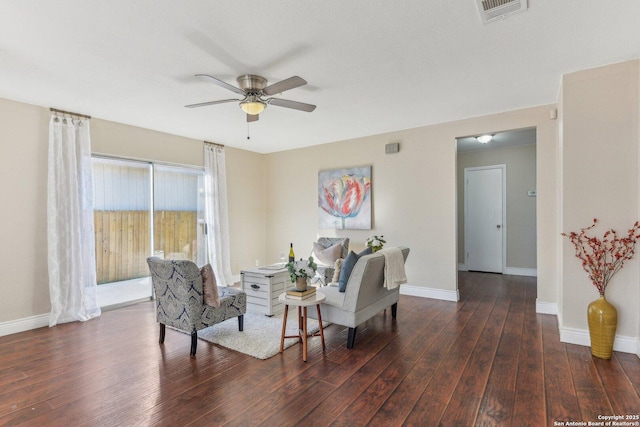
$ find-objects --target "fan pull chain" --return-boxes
[247,123,251,140]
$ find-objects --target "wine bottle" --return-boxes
[288,243,295,263]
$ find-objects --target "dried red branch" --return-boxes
[562,219,640,295]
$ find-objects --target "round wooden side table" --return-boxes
[278,291,326,362]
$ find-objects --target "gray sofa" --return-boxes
[308,246,409,348]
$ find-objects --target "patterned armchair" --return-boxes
[147,257,247,357]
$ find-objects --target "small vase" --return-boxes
[587,294,617,359]
[295,276,308,292]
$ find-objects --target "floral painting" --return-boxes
[318,166,371,229]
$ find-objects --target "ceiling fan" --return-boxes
[185,74,316,122]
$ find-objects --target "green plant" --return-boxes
[365,235,386,252]
[287,256,318,282]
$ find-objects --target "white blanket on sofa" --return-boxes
[379,247,407,289]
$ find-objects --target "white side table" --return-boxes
[278,292,326,362]
[241,266,288,316]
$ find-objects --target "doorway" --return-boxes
[456,128,538,297]
[464,165,506,273]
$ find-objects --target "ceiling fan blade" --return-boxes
[269,98,316,112]
[247,113,259,122]
[195,74,245,95]
[263,76,307,96]
[185,99,239,108]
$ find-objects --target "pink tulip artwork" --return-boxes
[318,166,371,229]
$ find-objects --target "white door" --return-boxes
[465,165,505,273]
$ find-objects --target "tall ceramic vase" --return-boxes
[587,294,617,359]
[295,276,308,292]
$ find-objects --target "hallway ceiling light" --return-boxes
[477,134,493,144]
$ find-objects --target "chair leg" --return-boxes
[190,330,198,357]
[391,303,398,318]
[159,323,166,344]
[238,315,244,331]
[347,327,357,349]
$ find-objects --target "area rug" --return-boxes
[178,310,328,360]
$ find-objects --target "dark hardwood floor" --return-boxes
[1,272,639,426]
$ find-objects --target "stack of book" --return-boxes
[286,287,317,300]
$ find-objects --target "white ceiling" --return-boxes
[1,1,639,154]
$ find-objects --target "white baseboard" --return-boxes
[504,267,537,277]
[560,326,639,355]
[400,284,460,302]
[536,299,557,315]
[458,263,467,271]
[0,313,49,337]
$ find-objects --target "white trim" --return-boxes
[560,326,639,355]
[458,263,468,271]
[536,299,557,315]
[504,267,537,277]
[400,284,460,302]
[0,313,49,337]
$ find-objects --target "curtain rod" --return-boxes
[50,108,91,120]
[204,141,225,148]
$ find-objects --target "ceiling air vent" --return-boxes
[476,0,527,24]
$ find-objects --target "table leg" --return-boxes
[297,306,303,343]
[279,304,289,353]
[302,306,308,362]
[316,304,326,351]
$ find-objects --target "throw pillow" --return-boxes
[313,242,344,266]
[201,263,220,307]
[338,251,360,292]
[331,258,344,283]
[358,246,373,257]
[335,247,371,290]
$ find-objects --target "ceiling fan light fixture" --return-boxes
[240,100,266,115]
[477,134,493,144]
[187,74,315,124]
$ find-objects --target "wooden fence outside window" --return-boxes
[94,210,198,284]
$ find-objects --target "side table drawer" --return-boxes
[244,281,268,298]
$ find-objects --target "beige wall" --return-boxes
[457,143,537,270]
[560,60,640,339]
[0,98,266,323]
[0,99,50,323]
[225,147,267,274]
[265,105,557,302]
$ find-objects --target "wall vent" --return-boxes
[476,0,527,24]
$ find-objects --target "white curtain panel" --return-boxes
[47,115,101,326]
[203,143,233,287]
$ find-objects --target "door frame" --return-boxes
[463,164,507,274]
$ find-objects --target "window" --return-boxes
[93,158,151,284]
[153,164,207,267]
[92,157,205,305]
